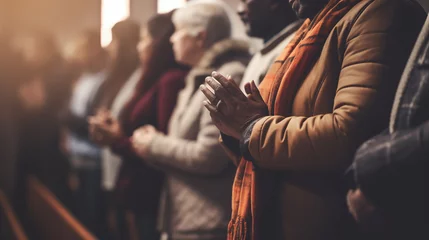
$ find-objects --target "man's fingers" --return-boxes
[347,190,357,202]
[205,77,234,104]
[203,100,219,114]
[211,71,229,87]
[204,100,228,119]
[245,81,262,102]
[225,74,241,89]
[199,84,218,104]
[250,80,264,102]
[244,82,252,95]
[204,100,230,123]
[203,101,227,129]
[346,190,362,222]
[212,71,247,100]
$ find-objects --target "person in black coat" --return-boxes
[346,15,429,240]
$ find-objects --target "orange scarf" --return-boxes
[228,0,360,239]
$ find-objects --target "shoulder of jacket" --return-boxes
[340,0,424,26]
[332,0,425,44]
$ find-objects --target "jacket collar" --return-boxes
[260,20,304,55]
[195,38,250,70]
[186,38,250,86]
[389,15,429,132]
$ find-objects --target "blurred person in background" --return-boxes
[89,11,189,240]
[346,15,429,239]
[90,20,141,112]
[14,31,74,221]
[0,31,25,201]
[60,30,108,237]
[87,19,142,240]
[130,1,251,239]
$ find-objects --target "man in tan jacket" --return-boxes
[201,0,426,239]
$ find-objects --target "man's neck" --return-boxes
[263,14,297,43]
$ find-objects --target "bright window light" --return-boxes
[157,0,186,13]
[101,0,130,47]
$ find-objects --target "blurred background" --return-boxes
[0,0,244,46]
[0,0,246,205]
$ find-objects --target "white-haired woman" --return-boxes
[131,1,251,239]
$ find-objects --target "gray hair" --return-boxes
[172,1,231,48]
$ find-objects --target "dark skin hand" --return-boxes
[200,71,268,139]
[347,188,376,223]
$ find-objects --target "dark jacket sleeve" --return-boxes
[60,109,89,138]
[350,120,429,208]
[220,133,240,156]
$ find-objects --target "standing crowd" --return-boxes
[0,0,427,239]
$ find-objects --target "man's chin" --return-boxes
[295,10,309,19]
[247,25,267,39]
[291,3,306,19]
[293,2,328,19]
[294,7,320,19]
[244,24,252,36]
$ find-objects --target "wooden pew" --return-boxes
[0,189,28,240]
[27,176,96,240]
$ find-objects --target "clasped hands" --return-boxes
[88,108,123,146]
[88,108,157,158]
[347,188,376,223]
[200,71,268,139]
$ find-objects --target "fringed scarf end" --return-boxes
[227,217,248,240]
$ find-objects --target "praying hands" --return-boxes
[200,71,268,139]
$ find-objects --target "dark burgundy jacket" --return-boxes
[110,68,188,214]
